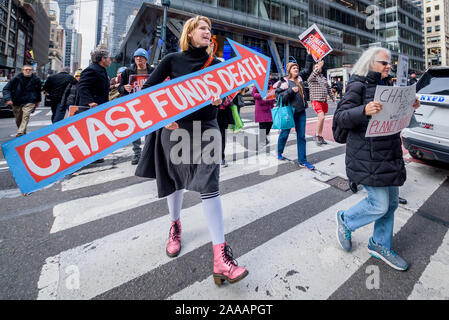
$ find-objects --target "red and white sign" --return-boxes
[298,24,333,62]
[1,39,271,194]
[129,74,150,93]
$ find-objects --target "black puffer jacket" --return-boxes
[334,70,406,187]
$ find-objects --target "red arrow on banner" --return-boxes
[2,39,271,194]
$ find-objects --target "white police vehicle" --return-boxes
[402,67,449,163]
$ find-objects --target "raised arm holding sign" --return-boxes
[298,24,333,62]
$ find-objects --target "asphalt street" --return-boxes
[0,102,448,302]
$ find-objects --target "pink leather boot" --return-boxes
[166,220,181,257]
[212,242,248,286]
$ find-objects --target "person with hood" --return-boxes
[118,48,155,165]
[3,65,42,137]
[308,59,335,145]
[53,69,82,122]
[333,47,420,271]
[43,67,76,122]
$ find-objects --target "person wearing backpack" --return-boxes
[333,47,420,271]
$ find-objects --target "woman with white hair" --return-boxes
[333,47,420,271]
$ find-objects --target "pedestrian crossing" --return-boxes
[1,117,448,300]
[31,125,449,300]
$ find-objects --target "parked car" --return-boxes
[402,67,449,164]
[0,81,14,116]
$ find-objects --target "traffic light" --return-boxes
[156,25,162,38]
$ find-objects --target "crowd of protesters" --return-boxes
[1,14,423,278]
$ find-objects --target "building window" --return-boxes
[435,25,440,31]
[0,0,8,9]
[427,26,432,33]
[0,7,7,24]
[435,15,440,21]
[426,7,430,12]
[0,40,5,53]
[218,0,232,9]
[435,5,439,10]
[0,24,5,40]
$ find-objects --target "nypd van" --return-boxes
[402,67,449,163]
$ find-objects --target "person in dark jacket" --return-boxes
[118,48,155,165]
[76,49,111,108]
[136,16,248,286]
[76,49,111,163]
[407,71,418,86]
[333,47,420,271]
[216,95,235,168]
[43,67,76,122]
[274,58,314,170]
[53,69,82,122]
[252,77,275,145]
[3,65,42,137]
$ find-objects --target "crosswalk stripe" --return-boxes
[51,141,342,233]
[28,120,52,127]
[328,175,449,300]
[31,110,42,117]
[38,168,329,299]
[408,229,449,300]
[169,163,444,299]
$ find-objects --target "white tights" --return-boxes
[166,189,225,245]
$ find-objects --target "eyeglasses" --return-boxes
[376,60,391,66]
[23,69,33,71]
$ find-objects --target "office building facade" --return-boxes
[423,0,449,67]
[117,0,425,75]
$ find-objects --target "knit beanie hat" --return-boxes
[133,48,148,61]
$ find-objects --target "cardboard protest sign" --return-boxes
[397,55,409,87]
[298,24,333,62]
[129,74,150,93]
[366,84,416,138]
[1,39,270,194]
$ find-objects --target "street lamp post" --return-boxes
[161,0,171,58]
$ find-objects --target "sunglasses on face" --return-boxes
[376,60,391,66]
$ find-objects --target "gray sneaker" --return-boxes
[336,211,352,252]
[131,154,140,165]
[368,237,408,271]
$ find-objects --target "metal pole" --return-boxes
[162,6,167,58]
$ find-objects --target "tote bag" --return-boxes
[229,104,244,132]
[271,96,295,130]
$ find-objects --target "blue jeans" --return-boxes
[277,110,307,163]
[343,185,399,250]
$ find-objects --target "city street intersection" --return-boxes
[0,104,448,300]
